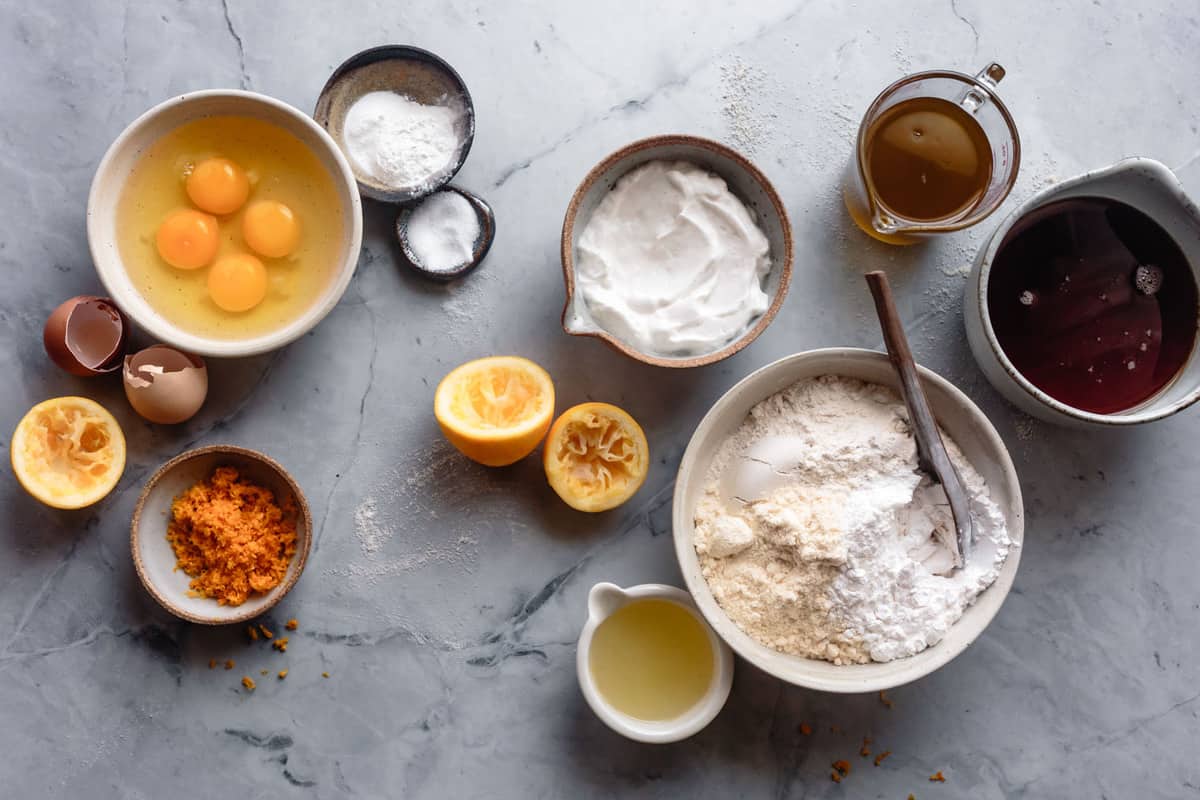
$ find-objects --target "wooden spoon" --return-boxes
[865,271,973,568]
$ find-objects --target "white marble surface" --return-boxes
[2,1,1199,797]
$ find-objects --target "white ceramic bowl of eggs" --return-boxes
[672,348,1025,692]
[87,89,363,358]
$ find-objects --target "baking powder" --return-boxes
[343,91,463,190]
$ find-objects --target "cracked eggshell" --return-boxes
[123,345,208,424]
[43,295,130,376]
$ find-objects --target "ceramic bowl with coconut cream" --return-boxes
[561,135,793,368]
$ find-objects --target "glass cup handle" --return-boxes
[960,62,1006,113]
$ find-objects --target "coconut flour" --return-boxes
[694,376,1012,664]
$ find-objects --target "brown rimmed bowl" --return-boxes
[130,445,312,625]
[560,135,793,368]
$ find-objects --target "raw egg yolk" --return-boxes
[242,200,300,258]
[186,158,250,215]
[208,253,268,312]
[156,209,220,270]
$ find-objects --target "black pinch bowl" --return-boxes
[313,44,477,203]
[395,186,495,282]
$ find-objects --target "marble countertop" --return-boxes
[2,1,1199,797]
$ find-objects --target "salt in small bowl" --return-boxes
[395,186,495,281]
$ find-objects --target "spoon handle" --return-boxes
[865,270,972,567]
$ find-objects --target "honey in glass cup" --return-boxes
[844,63,1020,244]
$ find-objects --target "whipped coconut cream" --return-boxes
[575,160,771,356]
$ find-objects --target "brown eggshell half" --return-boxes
[43,295,130,376]
[123,345,208,424]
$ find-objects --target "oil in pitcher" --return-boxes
[844,63,1020,244]
[865,96,993,222]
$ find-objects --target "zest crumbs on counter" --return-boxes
[166,467,297,607]
[241,676,256,691]
[799,722,812,736]
[879,690,894,709]
[930,771,946,783]
[272,637,289,653]
[278,670,288,680]
[259,624,274,639]
[285,618,298,631]
[224,659,235,670]
[208,659,216,669]
[874,750,891,766]
[322,672,330,678]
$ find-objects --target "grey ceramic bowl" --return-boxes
[131,445,311,625]
[314,45,475,203]
[560,135,793,368]
[965,157,1200,427]
[673,348,1024,693]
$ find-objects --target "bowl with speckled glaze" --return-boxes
[560,134,793,368]
[131,445,311,625]
[965,157,1200,428]
[673,348,1024,693]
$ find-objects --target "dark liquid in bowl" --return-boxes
[987,197,1198,414]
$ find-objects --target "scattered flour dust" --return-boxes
[720,56,778,155]
[438,262,496,346]
[327,444,482,589]
[694,376,1013,664]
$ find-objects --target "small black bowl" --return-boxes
[395,186,495,282]
[314,45,476,203]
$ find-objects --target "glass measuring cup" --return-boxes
[843,63,1020,244]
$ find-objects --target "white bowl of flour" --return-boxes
[673,348,1024,692]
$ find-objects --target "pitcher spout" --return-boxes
[586,582,628,622]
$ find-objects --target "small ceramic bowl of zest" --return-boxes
[561,135,793,368]
[576,582,734,743]
[88,90,363,358]
[131,445,311,625]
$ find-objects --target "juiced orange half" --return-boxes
[543,402,648,512]
[434,356,555,467]
[11,396,126,509]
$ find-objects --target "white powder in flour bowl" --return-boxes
[694,376,1014,665]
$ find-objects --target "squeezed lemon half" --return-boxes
[543,402,648,512]
[434,356,556,467]
[11,396,126,509]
